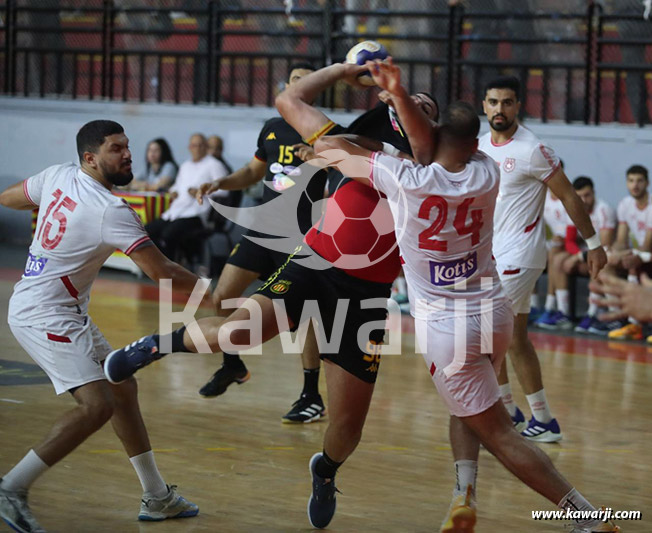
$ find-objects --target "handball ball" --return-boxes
[345,40,388,86]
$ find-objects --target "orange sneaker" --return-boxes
[440,484,476,533]
[607,323,643,341]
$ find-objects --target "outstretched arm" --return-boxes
[275,63,368,144]
[0,180,37,210]
[366,58,436,165]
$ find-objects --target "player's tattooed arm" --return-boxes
[276,63,367,143]
[366,57,436,165]
[0,180,37,210]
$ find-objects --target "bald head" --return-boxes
[439,102,480,144]
[189,133,207,162]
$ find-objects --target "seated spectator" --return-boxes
[145,134,229,260]
[605,164,651,339]
[536,190,568,325]
[130,138,178,192]
[207,135,233,174]
[538,177,616,332]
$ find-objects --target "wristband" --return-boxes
[382,142,400,157]
[585,234,601,251]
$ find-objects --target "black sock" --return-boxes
[223,352,244,368]
[315,450,343,479]
[157,327,191,355]
[302,367,320,397]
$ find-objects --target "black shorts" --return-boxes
[257,248,392,383]
[227,231,291,280]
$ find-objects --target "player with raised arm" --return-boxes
[0,121,200,532]
[314,58,620,533]
[103,62,438,530]
[479,76,607,442]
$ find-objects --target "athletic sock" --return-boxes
[558,488,601,529]
[587,293,599,317]
[453,460,478,498]
[223,352,244,368]
[130,450,168,499]
[0,450,49,492]
[555,289,570,316]
[627,273,639,284]
[499,383,517,417]
[526,389,553,423]
[157,327,192,355]
[315,450,343,480]
[302,367,320,397]
[530,293,539,309]
[545,294,556,312]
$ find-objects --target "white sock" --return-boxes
[555,289,570,316]
[526,389,553,423]
[530,293,539,309]
[453,460,478,498]
[545,294,556,312]
[0,450,49,492]
[499,383,517,417]
[587,293,599,317]
[129,450,168,498]
[627,273,639,284]
[558,488,600,528]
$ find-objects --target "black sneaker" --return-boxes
[198,363,250,397]
[307,453,339,529]
[282,394,326,424]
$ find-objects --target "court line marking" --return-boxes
[0,398,24,403]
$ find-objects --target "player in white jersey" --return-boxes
[0,121,201,532]
[537,190,569,325]
[313,61,620,533]
[479,76,607,443]
[605,165,651,340]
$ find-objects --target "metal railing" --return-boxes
[0,1,650,126]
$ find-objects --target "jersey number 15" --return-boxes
[36,188,78,250]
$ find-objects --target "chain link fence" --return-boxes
[1,0,651,124]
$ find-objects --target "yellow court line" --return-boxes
[206,447,237,452]
[264,446,295,451]
[378,446,409,451]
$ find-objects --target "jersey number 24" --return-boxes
[418,196,483,251]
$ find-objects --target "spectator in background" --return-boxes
[207,134,233,174]
[606,164,651,340]
[145,134,228,259]
[131,138,178,192]
[537,176,616,332]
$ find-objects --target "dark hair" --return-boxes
[146,138,178,175]
[626,164,649,181]
[416,91,440,121]
[572,176,594,191]
[439,101,480,142]
[76,120,124,162]
[288,62,315,77]
[484,76,521,101]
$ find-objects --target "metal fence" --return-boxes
[1,1,651,125]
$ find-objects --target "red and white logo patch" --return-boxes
[503,158,515,173]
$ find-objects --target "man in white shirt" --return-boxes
[539,177,616,333]
[479,76,607,443]
[313,59,619,533]
[145,133,229,259]
[605,164,651,340]
[0,120,201,532]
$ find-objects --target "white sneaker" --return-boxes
[138,485,199,521]
[0,481,46,533]
[440,484,476,533]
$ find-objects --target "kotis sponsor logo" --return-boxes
[24,253,48,277]
[429,252,477,286]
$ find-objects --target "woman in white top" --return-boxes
[131,138,178,191]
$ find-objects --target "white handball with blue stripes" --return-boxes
[345,40,389,86]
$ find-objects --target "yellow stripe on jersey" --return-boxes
[303,120,337,146]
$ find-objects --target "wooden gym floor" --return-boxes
[0,260,650,532]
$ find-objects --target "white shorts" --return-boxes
[497,265,544,315]
[415,304,513,418]
[9,316,112,395]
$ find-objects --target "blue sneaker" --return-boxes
[521,417,562,443]
[588,318,620,336]
[528,307,544,324]
[574,315,593,333]
[535,310,557,328]
[307,453,339,529]
[104,335,162,384]
[511,406,527,433]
